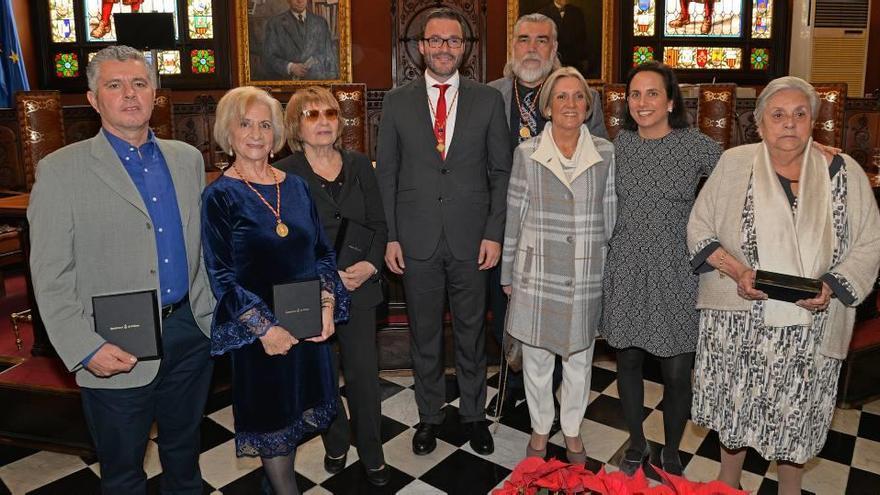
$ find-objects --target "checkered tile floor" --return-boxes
[1,357,879,494]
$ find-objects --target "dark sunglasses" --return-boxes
[301,108,339,122]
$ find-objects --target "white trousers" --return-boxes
[522,341,595,437]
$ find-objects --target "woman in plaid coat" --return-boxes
[500,67,616,465]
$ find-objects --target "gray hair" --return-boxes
[754,76,820,126]
[514,13,557,43]
[87,45,156,93]
[502,13,560,79]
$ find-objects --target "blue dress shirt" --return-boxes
[103,129,189,305]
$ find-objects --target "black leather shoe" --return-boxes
[412,423,438,455]
[619,444,650,477]
[660,447,683,476]
[468,421,494,455]
[365,465,391,487]
[323,453,347,474]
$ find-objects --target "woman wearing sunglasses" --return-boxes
[275,86,390,487]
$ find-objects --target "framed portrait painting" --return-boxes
[236,0,352,87]
[507,0,614,83]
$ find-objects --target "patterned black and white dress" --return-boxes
[601,128,721,356]
[690,162,850,463]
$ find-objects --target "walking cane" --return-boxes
[491,293,513,433]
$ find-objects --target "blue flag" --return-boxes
[0,0,30,108]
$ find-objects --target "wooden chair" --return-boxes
[150,88,174,140]
[15,91,65,192]
[697,84,736,150]
[331,84,368,154]
[811,82,847,149]
[8,91,66,349]
[602,83,627,141]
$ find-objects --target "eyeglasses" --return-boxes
[422,37,464,49]
[301,108,339,122]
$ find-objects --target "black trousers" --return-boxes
[403,236,487,424]
[80,302,213,495]
[322,304,385,469]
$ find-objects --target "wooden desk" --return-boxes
[0,193,54,357]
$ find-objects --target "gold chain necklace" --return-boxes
[427,87,460,153]
[231,163,289,237]
[513,78,543,139]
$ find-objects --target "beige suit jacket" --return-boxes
[28,130,214,389]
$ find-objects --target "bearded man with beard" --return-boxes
[485,12,607,417]
[376,7,511,457]
[490,13,606,149]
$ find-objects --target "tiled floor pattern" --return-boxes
[1,358,878,494]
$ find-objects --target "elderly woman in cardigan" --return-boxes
[500,66,616,465]
[687,76,880,493]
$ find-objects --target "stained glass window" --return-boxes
[752,0,773,38]
[750,48,769,70]
[39,0,228,90]
[55,52,79,77]
[633,46,655,67]
[49,0,77,43]
[84,0,179,43]
[663,47,742,70]
[191,49,215,74]
[188,0,213,39]
[664,0,742,37]
[633,1,655,37]
[155,50,182,75]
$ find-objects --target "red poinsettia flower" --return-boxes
[495,457,751,495]
[653,467,748,495]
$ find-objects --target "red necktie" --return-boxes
[433,84,450,159]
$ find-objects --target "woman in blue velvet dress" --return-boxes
[202,86,349,495]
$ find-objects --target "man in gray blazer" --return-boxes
[376,8,511,457]
[485,12,607,415]
[28,46,214,494]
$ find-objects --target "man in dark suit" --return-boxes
[28,45,214,494]
[262,0,338,80]
[376,7,511,456]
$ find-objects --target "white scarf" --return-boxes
[533,123,602,189]
[753,139,833,327]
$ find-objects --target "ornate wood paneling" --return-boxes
[391,0,488,86]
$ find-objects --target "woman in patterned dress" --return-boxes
[601,62,720,476]
[687,76,880,493]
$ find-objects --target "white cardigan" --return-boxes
[687,143,880,359]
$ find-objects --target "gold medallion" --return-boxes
[519,126,531,139]
[436,143,445,153]
[275,222,289,238]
